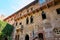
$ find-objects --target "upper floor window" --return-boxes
[39,0,46,4]
[31,8,33,11]
[30,16,33,23]
[27,10,29,13]
[26,17,29,24]
[36,9,39,12]
[56,8,60,14]
[42,11,46,20]
[20,22,22,25]
[20,13,21,16]
[11,18,13,20]
[16,22,17,26]
[21,25,23,30]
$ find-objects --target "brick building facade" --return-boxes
[4,0,60,40]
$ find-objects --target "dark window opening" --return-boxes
[54,0,60,5]
[30,16,33,23]
[25,34,29,40]
[26,17,29,24]
[15,35,19,40]
[42,11,46,20]
[47,4,51,8]
[57,32,59,34]
[20,13,21,16]
[27,10,29,13]
[20,22,22,25]
[16,22,17,26]
[33,11,35,14]
[59,30,60,32]
[36,9,39,12]
[40,8,42,11]
[31,8,33,11]
[56,8,60,14]
[38,33,44,40]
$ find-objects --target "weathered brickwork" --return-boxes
[4,0,60,40]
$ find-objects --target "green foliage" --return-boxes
[0,20,14,40]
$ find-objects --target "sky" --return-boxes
[0,0,34,17]
[39,0,45,4]
[0,0,45,18]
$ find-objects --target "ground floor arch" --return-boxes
[25,34,29,40]
[38,33,44,40]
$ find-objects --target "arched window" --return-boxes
[42,11,46,20]
[30,16,33,23]
[26,17,29,24]
[25,34,29,40]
